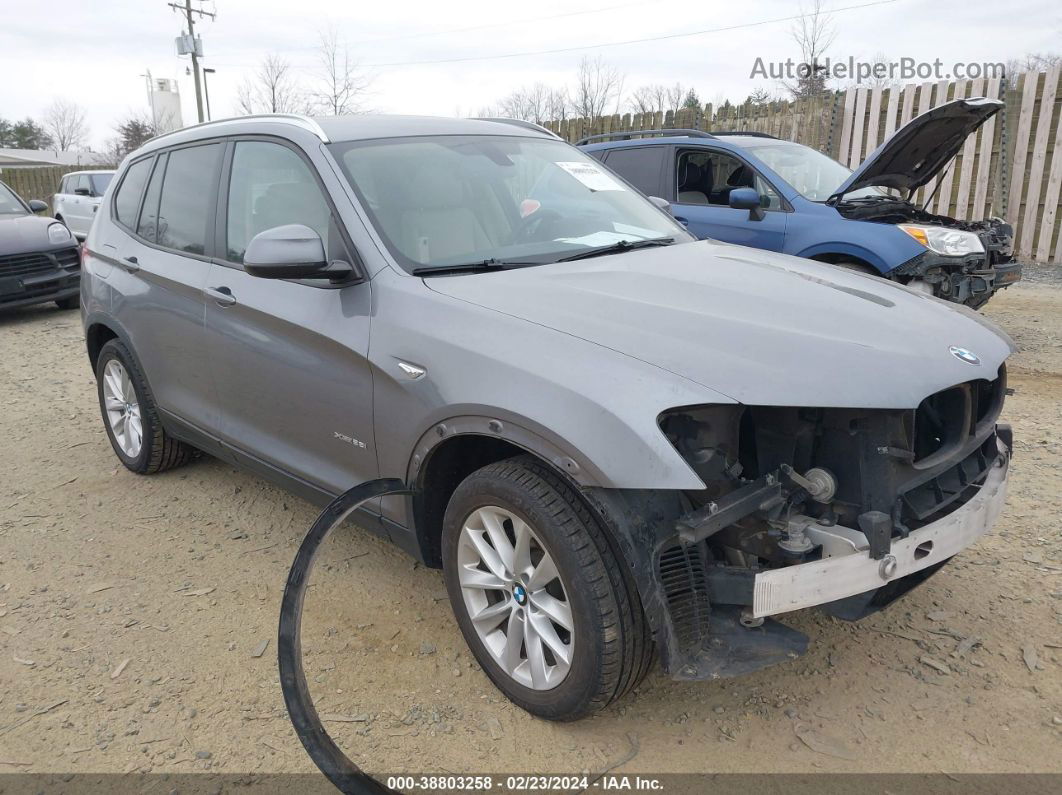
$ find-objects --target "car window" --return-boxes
[113,158,153,229]
[225,141,332,264]
[330,135,688,271]
[676,150,781,209]
[90,173,114,196]
[137,154,167,243]
[58,176,70,195]
[0,182,27,215]
[734,139,885,201]
[76,174,92,194]
[156,143,222,255]
[603,147,665,196]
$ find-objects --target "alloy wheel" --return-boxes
[457,505,574,690]
[102,359,143,458]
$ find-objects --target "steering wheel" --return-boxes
[510,207,563,244]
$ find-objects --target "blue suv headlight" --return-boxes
[898,224,984,256]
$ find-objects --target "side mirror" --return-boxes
[74,187,91,196]
[728,187,764,220]
[648,195,674,216]
[27,199,48,213]
[244,224,334,279]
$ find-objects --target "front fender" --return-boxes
[370,267,731,494]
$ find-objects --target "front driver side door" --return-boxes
[203,137,377,498]
[670,148,788,251]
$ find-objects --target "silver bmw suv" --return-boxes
[82,114,1014,720]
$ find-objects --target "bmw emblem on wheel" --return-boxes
[949,346,981,365]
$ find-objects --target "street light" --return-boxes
[202,68,216,121]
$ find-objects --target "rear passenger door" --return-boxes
[109,143,225,437]
[670,148,788,251]
[202,137,376,498]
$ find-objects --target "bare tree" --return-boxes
[1005,52,1062,79]
[570,56,624,122]
[310,27,372,115]
[631,84,667,116]
[236,53,305,115]
[784,0,837,98]
[43,98,89,150]
[665,83,686,113]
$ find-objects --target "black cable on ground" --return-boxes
[279,478,410,794]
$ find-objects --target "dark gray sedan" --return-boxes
[0,180,81,311]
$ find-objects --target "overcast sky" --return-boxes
[1,0,1059,150]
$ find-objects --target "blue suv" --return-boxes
[579,98,1021,308]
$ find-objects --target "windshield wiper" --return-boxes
[412,258,542,276]
[556,237,675,263]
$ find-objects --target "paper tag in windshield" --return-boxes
[556,161,626,191]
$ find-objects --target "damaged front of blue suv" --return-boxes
[581,98,1022,309]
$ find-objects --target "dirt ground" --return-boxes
[0,277,1060,780]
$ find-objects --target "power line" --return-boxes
[347,0,665,46]
[363,0,902,68]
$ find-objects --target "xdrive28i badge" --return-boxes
[949,346,981,365]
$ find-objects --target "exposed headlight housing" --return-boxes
[898,224,984,257]
[47,222,72,244]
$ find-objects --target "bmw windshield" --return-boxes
[329,135,690,272]
[735,138,885,201]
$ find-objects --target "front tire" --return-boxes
[95,339,194,474]
[441,455,652,720]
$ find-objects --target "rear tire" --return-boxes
[441,455,652,720]
[95,339,194,474]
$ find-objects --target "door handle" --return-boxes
[206,286,236,307]
[122,256,140,272]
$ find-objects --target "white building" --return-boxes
[149,78,183,133]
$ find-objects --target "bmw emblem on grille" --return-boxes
[949,346,981,365]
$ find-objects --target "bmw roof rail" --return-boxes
[148,114,331,146]
[708,130,779,139]
[473,118,561,139]
[575,129,716,146]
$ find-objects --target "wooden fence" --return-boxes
[545,70,1062,263]
[0,165,83,214]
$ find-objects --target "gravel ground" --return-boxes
[0,281,1060,779]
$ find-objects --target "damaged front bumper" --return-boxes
[751,438,1009,619]
[891,251,1022,307]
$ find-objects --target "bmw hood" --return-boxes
[424,240,1014,409]
[0,213,70,255]
[829,97,1003,202]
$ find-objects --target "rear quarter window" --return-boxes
[113,159,153,228]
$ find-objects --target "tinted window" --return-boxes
[156,144,222,255]
[113,158,152,228]
[603,147,665,196]
[90,173,114,195]
[225,141,332,264]
[137,154,167,242]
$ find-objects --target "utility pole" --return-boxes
[168,0,215,124]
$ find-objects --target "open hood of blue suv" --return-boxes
[829,97,1003,203]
